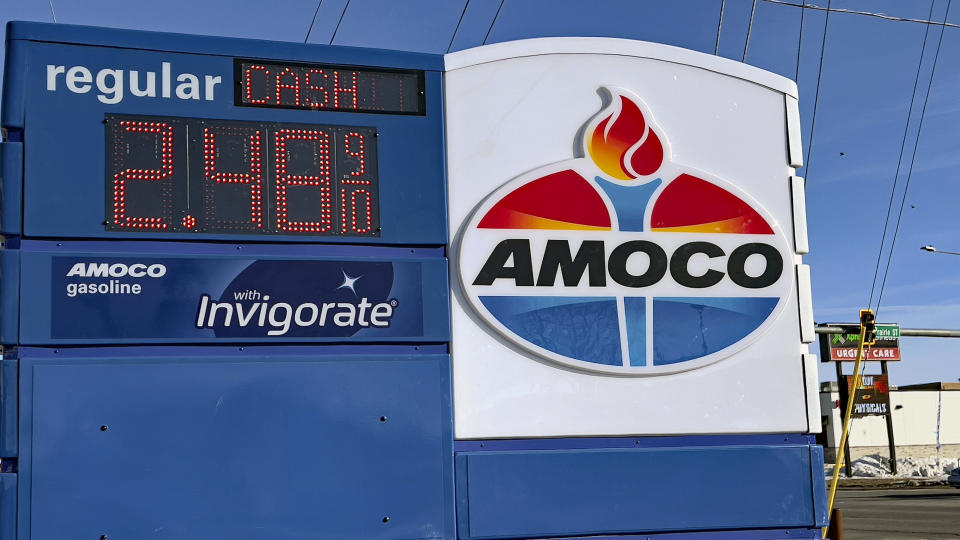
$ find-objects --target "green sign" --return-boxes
[875,324,900,339]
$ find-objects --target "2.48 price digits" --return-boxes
[107,114,380,236]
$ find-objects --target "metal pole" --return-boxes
[835,361,853,477]
[824,326,868,537]
[827,508,845,540]
[881,361,897,475]
[815,326,960,337]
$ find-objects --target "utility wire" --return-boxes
[483,0,506,45]
[330,0,351,45]
[876,0,951,317]
[304,0,323,44]
[448,0,472,53]
[715,0,726,55]
[763,0,960,29]
[743,0,758,61]
[868,0,936,310]
[794,0,805,81]
[802,0,832,178]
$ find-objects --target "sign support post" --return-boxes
[820,320,902,479]
[835,360,853,478]
[881,360,897,474]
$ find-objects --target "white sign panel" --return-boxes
[445,38,815,438]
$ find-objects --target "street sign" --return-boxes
[875,324,900,339]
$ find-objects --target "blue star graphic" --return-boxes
[337,270,362,294]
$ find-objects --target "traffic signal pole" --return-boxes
[823,320,868,539]
[815,327,960,337]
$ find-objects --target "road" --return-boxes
[834,487,960,539]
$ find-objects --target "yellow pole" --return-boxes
[823,325,868,538]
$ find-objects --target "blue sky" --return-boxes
[2,0,958,385]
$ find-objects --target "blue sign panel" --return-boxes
[1,22,447,244]
[13,345,455,540]
[16,240,448,344]
[0,20,451,540]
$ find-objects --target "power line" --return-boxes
[483,0,506,45]
[304,0,323,44]
[743,0,758,61]
[794,0,805,81]
[715,0,726,55]
[448,0,472,53]
[802,0,832,179]
[329,0,351,45]
[875,0,952,318]
[763,0,960,28]
[867,0,936,309]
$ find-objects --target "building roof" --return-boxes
[896,382,960,391]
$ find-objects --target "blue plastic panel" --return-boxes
[0,472,15,540]
[810,445,829,527]
[0,142,22,235]
[456,444,824,539]
[0,250,18,345]
[545,530,824,540]
[17,240,449,344]
[0,357,15,457]
[17,345,454,540]
[3,22,447,244]
[0,37,26,129]
[455,433,816,451]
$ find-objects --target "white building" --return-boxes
[819,382,960,462]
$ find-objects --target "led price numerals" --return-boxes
[108,116,380,236]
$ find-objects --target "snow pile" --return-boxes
[826,454,960,478]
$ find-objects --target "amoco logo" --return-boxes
[458,87,793,375]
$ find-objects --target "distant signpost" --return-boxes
[818,321,902,477]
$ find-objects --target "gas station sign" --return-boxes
[0,22,453,540]
[0,22,828,540]
[445,39,817,439]
[457,86,793,375]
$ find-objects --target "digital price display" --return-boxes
[106,114,380,236]
[5,22,446,244]
[237,60,424,115]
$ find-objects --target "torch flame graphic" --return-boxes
[586,88,664,181]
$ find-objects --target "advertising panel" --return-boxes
[845,374,891,417]
[17,241,448,344]
[821,331,901,361]
[445,39,814,437]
